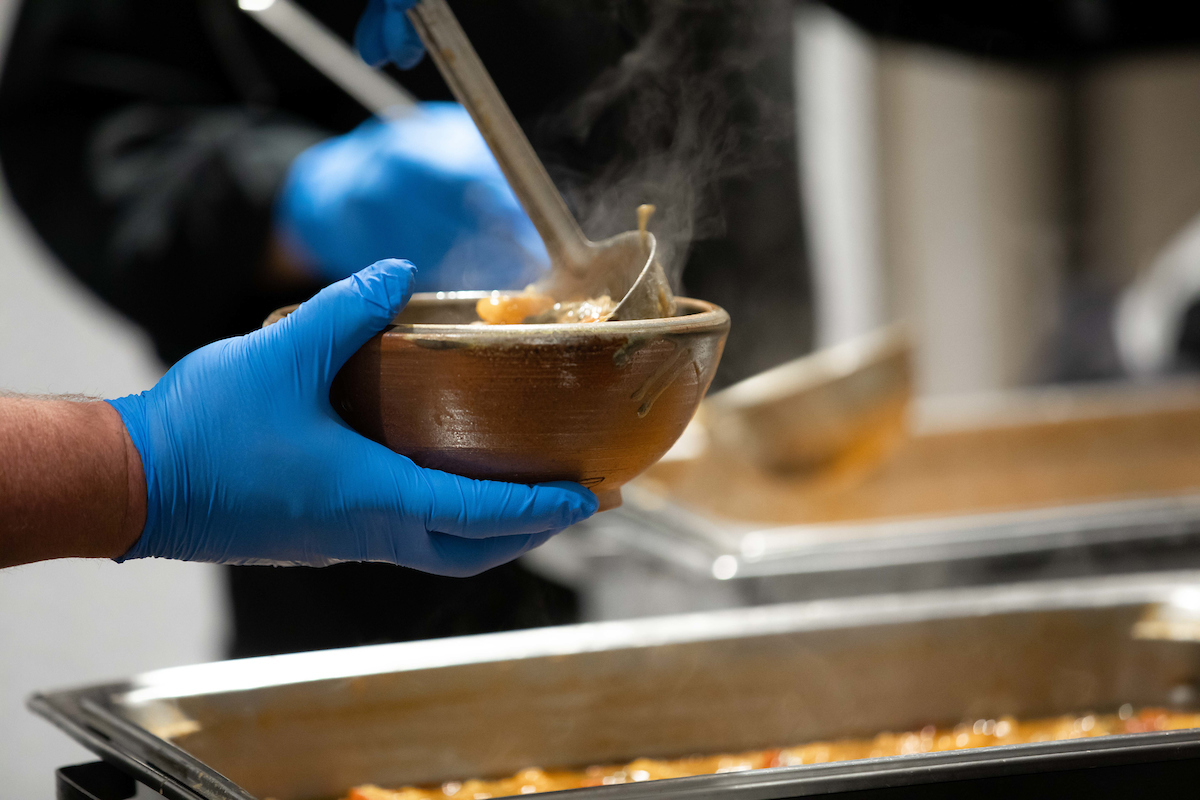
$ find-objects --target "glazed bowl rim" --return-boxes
[265,293,729,341]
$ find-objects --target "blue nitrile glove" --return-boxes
[107,259,597,571]
[356,0,424,69]
[276,102,547,292]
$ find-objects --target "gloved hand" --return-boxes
[107,259,597,571]
[276,102,547,292]
[356,0,424,69]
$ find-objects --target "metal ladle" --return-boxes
[407,0,676,321]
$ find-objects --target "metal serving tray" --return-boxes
[611,380,1200,585]
[29,572,1200,800]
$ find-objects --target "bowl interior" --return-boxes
[263,294,719,331]
[391,292,715,328]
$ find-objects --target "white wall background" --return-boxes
[0,3,226,796]
[794,5,1072,397]
[877,45,1066,395]
[793,4,888,350]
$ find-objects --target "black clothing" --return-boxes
[0,0,335,364]
[827,1,1200,64]
[226,560,578,658]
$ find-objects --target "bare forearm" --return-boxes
[0,395,146,567]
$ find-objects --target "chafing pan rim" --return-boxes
[95,571,1200,705]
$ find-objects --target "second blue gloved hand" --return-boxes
[276,102,547,292]
[356,0,423,69]
[108,259,597,570]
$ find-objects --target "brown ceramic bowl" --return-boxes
[265,292,728,510]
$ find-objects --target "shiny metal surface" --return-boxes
[30,572,1200,800]
[615,380,1200,585]
[705,326,912,472]
[617,486,1200,580]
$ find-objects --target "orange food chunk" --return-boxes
[475,291,555,324]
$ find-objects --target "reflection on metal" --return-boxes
[1133,588,1200,642]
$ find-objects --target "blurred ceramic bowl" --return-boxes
[265,293,728,510]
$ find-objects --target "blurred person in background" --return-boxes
[0,0,811,655]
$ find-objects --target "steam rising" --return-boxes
[542,0,792,290]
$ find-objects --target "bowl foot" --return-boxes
[595,488,623,512]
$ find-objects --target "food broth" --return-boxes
[343,707,1200,800]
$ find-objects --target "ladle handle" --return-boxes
[407,0,591,269]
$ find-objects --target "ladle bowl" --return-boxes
[536,230,675,321]
[264,294,728,510]
[704,325,912,472]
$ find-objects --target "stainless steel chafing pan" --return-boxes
[30,572,1200,800]
[605,379,1200,590]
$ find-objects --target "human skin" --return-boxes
[0,236,350,569]
[0,395,145,568]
